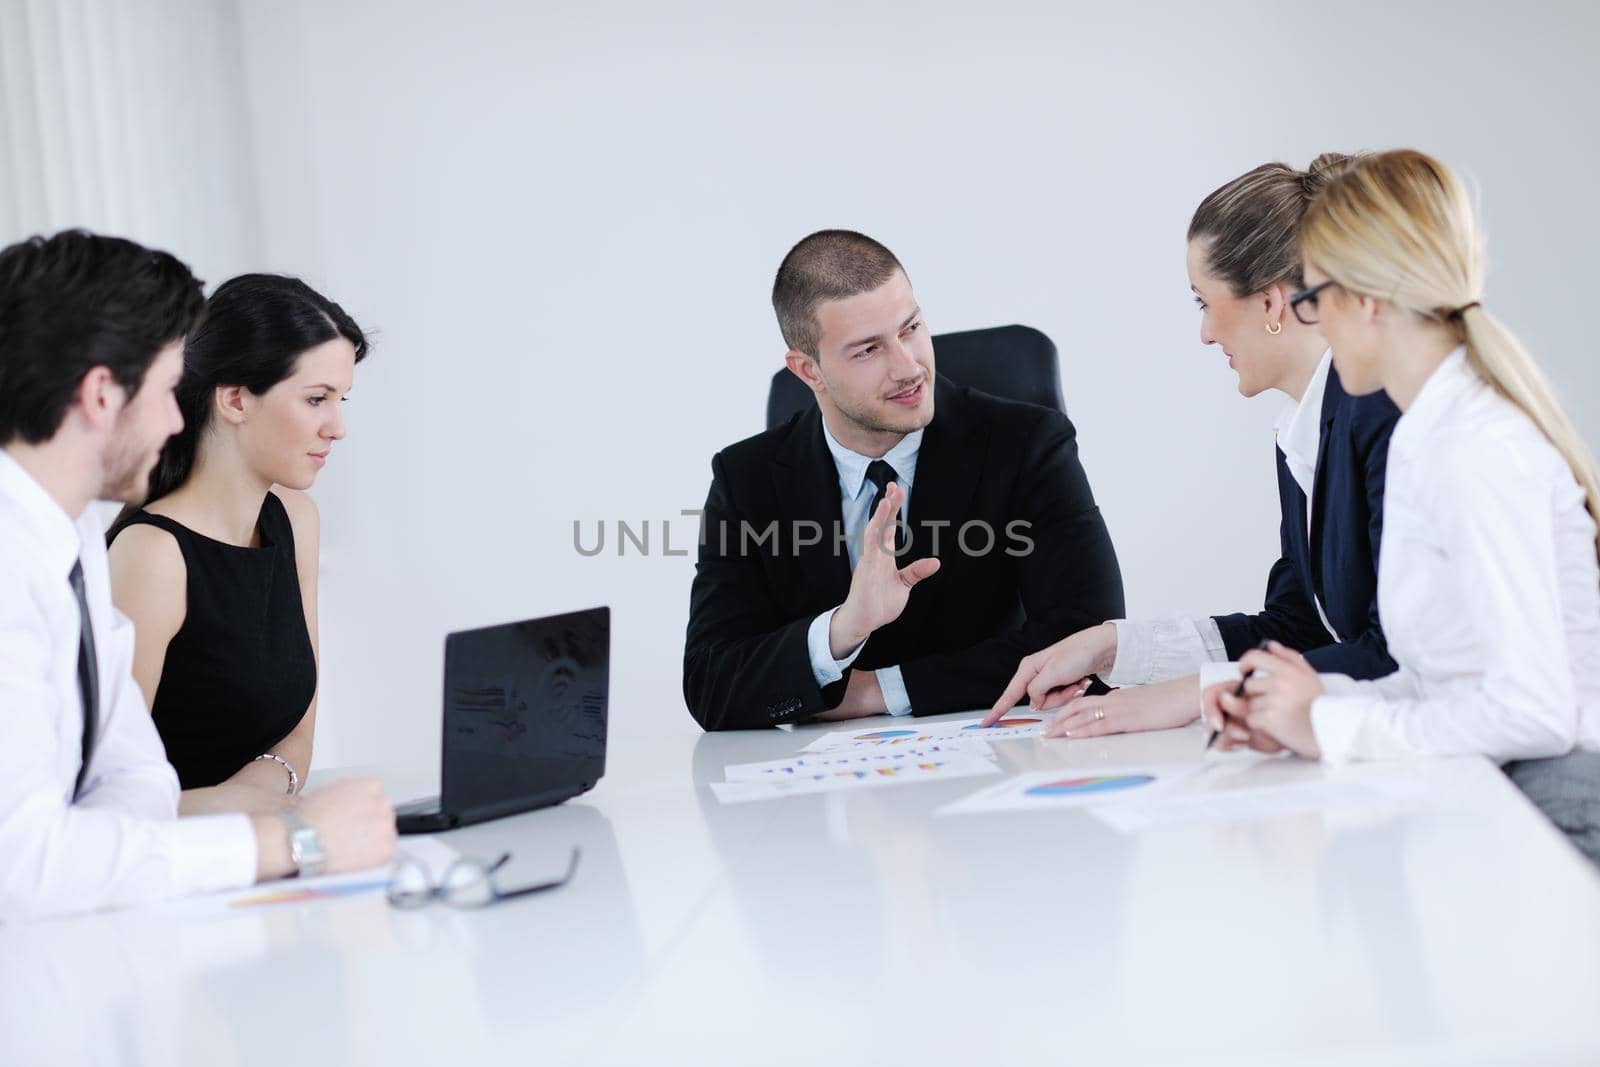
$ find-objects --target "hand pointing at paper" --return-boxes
[981,623,1116,727]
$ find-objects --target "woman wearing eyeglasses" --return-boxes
[985,154,1400,735]
[1209,149,1600,865]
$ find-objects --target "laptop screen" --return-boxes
[439,607,609,812]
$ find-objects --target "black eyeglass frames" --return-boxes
[387,848,581,909]
[1288,280,1338,326]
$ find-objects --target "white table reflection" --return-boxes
[3,711,1597,1066]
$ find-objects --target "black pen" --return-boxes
[1205,639,1271,750]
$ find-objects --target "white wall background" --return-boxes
[6,1,1599,783]
[0,0,261,281]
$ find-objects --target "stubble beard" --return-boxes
[99,431,155,505]
[843,406,924,438]
[832,379,933,438]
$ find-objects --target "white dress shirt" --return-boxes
[804,422,922,716]
[0,449,258,922]
[1311,349,1600,763]
[1106,351,1337,687]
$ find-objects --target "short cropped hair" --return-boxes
[0,230,205,444]
[772,230,905,357]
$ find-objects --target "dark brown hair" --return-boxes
[1188,153,1356,296]
[143,273,369,507]
[0,230,205,444]
[772,230,905,357]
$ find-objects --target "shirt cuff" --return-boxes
[877,667,913,716]
[1198,661,1244,689]
[172,813,259,895]
[1104,619,1155,687]
[1196,617,1229,661]
[1309,693,1368,765]
[807,608,866,688]
[1317,672,1361,698]
[1196,662,1243,731]
[1107,616,1226,687]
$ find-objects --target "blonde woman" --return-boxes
[987,155,1399,734]
[1212,149,1600,866]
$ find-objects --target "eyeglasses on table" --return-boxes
[386,848,581,909]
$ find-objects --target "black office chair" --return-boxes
[764,324,1065,430]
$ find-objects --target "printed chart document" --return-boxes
[937,762,1209,816]
[801,715,1048,753]
[724,741,995,782]
[711,755,1000,804]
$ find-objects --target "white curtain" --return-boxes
[0,0,262,282]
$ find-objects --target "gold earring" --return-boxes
[1265,321,1282,336]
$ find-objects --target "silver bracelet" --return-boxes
[253,753,299,795]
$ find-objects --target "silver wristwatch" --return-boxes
[279,809,327,878]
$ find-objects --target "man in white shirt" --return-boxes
[0,230,395,922]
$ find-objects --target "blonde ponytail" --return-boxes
[1302,149,1600,558]
[1458,305,1600,557]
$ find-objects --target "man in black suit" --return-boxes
[683,230,1124,731]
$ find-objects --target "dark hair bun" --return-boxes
[1302,152,1355,198]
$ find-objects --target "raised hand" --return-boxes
[828,482,940,659]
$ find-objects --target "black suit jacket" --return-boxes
[683,376,1125,730]
[1213,363,1399,679]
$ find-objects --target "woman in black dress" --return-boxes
[108,275,369,814]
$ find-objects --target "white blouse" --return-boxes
[1311,349,1600,763]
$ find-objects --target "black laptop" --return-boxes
[396,607,609,834]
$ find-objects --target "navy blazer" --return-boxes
[1213,364,1399,679]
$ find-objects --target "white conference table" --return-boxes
[4,711,1600,1067]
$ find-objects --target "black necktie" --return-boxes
[864,459,907,555]
[68,560,100,801]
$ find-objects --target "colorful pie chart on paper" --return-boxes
[854,729,919,741]
[964,718,1042,730]
[1024,774,1156,797]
